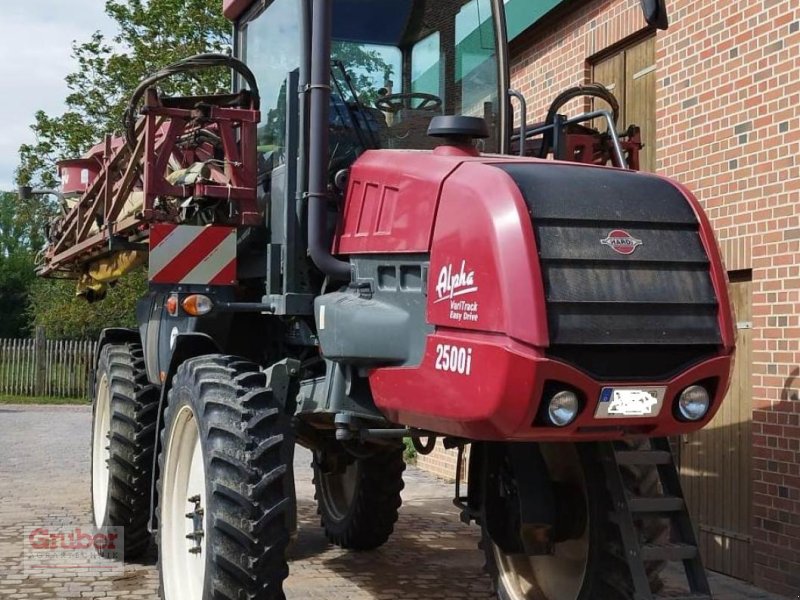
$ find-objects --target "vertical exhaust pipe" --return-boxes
[307,0,352,280]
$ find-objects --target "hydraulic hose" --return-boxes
[537,83,621,158]
[123,53,260,150]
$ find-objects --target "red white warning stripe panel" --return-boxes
[149,224,237,286]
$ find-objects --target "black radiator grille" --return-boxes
[494,163,722,380]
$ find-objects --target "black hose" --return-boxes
[412,435,437,455]
[123,53,261,150]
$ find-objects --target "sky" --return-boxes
[0,1,113,192]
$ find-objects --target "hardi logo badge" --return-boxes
[601,229,642,255]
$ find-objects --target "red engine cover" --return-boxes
[334,150,465,254]
[222,0,251,20]
[335,149,735,442]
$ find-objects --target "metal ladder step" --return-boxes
[615,449,673,465]
[598,439,713,600]
[640,542,699,562]
[628,495,685,513]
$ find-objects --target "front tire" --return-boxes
[90,343,159,560]
[157,355,294,600]
[313,445,405,550]
[482,442,665,600]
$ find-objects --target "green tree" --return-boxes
[28,269,148,340]
[0,253,37,338]
[332,41,395,105]
[17,0,231,187]
[16,0,231,339]
[0,191,49,337]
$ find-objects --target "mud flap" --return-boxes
[482,442,556,556]
[263,359,301,538]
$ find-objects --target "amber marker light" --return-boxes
[166,294,179,316]
[182,294,214,316]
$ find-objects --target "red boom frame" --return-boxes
[40,90,260,277]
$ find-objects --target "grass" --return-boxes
[403,437,418,464]
[0,395,89,405]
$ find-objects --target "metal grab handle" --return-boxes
[508,89,528,157]
[522,109,629,169]
[567,110,628,169]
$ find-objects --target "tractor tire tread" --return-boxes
[313,445,406,550]
[482,440,667,600]
[93,342,159,560]
[157,355,291,600]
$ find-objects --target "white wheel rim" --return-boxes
[162,405,207,600]
[493,444,589,600]
[320,462,359,521]
[92,373,112,526]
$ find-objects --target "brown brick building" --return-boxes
[418,0,800,595]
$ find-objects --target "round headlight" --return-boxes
[548,390,580,427]
[677,385,710,421]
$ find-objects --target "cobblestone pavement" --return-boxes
[0,404,789,599]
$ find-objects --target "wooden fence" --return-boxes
[0,330,95,399]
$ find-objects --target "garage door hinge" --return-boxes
[736,321,752,330]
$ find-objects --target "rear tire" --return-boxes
[157,355,293,600]
[313,445,405,550]
[481,442,666,600]
[90,343,159,560]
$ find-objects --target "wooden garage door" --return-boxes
[592,36,656,172]
[679,275,753,581]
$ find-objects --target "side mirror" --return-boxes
[18,185,33,200]
[640,0,669,30]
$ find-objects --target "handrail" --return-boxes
[508,89,528,157]
[515,109,628,169]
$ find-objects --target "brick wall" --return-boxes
[414,439,468,482]
[500,0,800,594]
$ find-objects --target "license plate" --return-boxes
[595,387,666,419]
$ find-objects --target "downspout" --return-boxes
[307,0,352,280]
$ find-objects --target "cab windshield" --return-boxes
[239,0,502,162]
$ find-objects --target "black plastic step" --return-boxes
[628,496,685,513]
[615,450,673,465]
[640,542,698,561]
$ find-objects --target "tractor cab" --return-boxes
[233,0,508,170]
